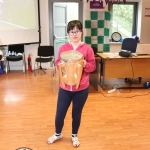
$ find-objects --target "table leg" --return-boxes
[99,58,105,90]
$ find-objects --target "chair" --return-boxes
[121,38,137,53]
[5,44,25,74]
[121,38,141,82]
[34,45,55,77]
[91,46,98,56]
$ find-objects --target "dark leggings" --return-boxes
[55,87,89,134]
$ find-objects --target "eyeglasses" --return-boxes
[69,31,81,36]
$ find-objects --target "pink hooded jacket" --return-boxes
[55,42,96,91]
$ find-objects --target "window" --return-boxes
[108,2,138,40]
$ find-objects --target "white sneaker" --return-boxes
[72,136,80,147]
[47,133,62,144]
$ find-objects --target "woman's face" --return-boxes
[68,26,82,43]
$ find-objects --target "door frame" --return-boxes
[48,0,83,46]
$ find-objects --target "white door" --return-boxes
[53,3,68,59]
[49,0,83,59]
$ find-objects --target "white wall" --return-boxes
[23,0,50,71]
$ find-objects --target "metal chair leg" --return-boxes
[34,61,36,77]
[5,60,8,74]
[8,61,10,72]
[22,60,25,73]
[50,61,54,77]
[51,59,55,77]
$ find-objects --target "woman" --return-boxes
[47,20,96,147]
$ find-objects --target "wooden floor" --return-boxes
[0,69,150,150]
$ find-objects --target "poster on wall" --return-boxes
[145,8,150,17]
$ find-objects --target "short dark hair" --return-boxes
[67,20,83,33]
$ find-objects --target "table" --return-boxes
[97,53,150,90]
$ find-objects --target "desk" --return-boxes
[97,53,150,90]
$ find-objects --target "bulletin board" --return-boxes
[84,11,111,52]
